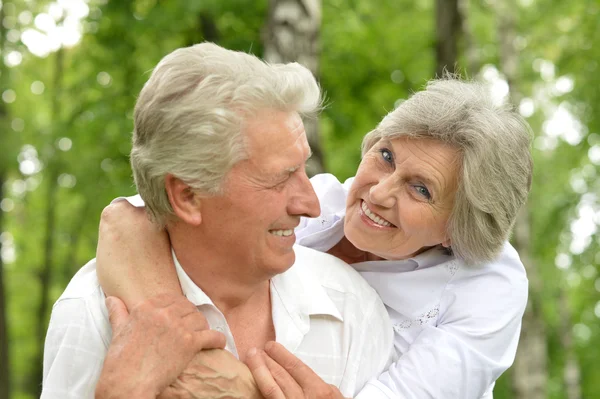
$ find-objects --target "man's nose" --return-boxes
[290,172,321,218]
[368,177,397,209]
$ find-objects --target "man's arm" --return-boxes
[42,292,225,399]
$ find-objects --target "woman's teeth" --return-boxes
[361,201,392,227]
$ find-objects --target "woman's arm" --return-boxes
[96,200,182,309]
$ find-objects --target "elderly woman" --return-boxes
[96,76,532,398]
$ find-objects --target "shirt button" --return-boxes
[215,326,224,332]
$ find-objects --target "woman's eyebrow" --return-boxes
[380,138,393,149]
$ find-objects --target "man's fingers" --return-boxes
[105,296,129,331]
[194,329,227,351]
[264,341,321,387]
[245,348,286,399]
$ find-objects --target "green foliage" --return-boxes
[1,0,598,398]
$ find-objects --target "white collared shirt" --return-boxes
[42,228,394,398]
[298,173,529,399]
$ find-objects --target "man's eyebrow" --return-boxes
[272,147,313,180]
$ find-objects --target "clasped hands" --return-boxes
[96,294,347,399]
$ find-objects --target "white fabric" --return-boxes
[42,223,395,398]
[298,173,528,399]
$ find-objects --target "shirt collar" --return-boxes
[172,249,215,307]
[271,247,343,323]
[172,247,343,323]
[411,245,455,269]
[350,245,454,273]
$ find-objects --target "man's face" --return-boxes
[198,109,320,280]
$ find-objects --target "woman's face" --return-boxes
[345,136,460,260]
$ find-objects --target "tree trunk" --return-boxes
[0,170,10,399]
[559,287,582,399]
[263,0,324,176]
[0,2,11,398]
[458,0,480,75]
[29,48,65,398]
[435,0,462,76]
[495,1,549,398]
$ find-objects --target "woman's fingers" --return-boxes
[263,351,305,398]
[264,341,322,387]
[245,348,287,399]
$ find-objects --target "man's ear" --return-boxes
[165,174,202,226]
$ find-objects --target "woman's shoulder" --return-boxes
[309,173,354,207]
[294,174,354,252]
[439,242,528,320]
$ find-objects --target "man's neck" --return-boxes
[167,225,272,313]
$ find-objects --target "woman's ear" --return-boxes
[441,237,451,248]
[164,174,202,226]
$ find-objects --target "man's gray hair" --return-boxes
[131,43,321,226]
[362,76,533,265]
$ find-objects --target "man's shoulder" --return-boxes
[57,258,104,302]
[293,245,380,302]
[52,258,107,325]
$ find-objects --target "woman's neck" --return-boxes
[327,236,384,264]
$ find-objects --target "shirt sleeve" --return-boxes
[41,298,109,399]
[295,173,353,252]
[356,247,528,399]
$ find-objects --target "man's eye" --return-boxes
[414,185,432,200]
[380,148,393,164]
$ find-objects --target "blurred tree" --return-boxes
[28,48,64,398]
[494,1,549,398]
[559,288,582,399]
[458,0,479,75]
[264,0,324,176]
[0,1,12,398]
[2,1,599,398]
[435,0,461,76]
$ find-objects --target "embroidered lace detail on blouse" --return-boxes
[446,259,459,276]
[393,305,440,331]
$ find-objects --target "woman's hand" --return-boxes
[245,342,349,399]
[96,295,226,399]
[96,200,182,308]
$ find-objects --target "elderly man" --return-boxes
[41,43,394,398]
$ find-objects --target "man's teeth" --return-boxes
[361,201,392,227]
[270,229,294,237]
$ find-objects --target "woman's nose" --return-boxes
[368,178,397,209]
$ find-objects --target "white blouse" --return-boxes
[297,174,529,399]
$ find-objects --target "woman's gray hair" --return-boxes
[131,42,321,226]
[362,76,533,265]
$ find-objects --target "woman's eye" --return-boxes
[415,185,432,200]
[380,148,393,164]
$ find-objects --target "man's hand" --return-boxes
[245,342,348,399]
[158,349,263,399]
[95,295,226,399]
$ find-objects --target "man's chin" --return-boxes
[266,250,296,276]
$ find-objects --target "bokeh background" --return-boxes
[0,0,599,398]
